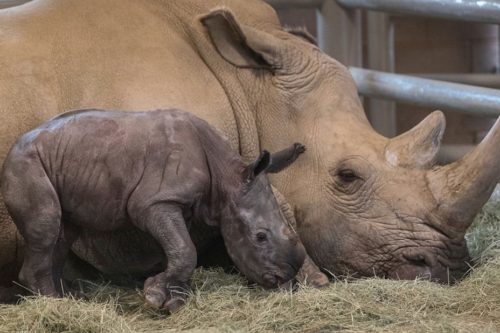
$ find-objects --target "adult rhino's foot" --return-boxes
[144,273,189,313]
[296,256,330,288]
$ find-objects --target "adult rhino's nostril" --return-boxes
[400,253,433,280]
[408,256,427,267]
[403,253,429,267]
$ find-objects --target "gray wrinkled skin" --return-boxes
[0,109,306,312]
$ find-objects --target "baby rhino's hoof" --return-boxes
[144,285,167,309]
[144,276,189,314]
[165,297,187,314]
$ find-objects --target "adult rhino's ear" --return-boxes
[385,111,445,168]
[244,151,271,182]
[285,26,317,46]
[267,143,306,173]
[200,8,282,70]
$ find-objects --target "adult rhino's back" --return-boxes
[0,0,245,159]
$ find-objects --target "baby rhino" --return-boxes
[1,109,306,312]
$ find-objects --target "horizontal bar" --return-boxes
[349,68,500,117]
[438,144,474,164]
[337,0,500,24]
[416,73,500,89]
[0,0,30,9]
[266,0,324,9]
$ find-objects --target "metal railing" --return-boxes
[268,0,323,8]
[336,0,500,24]
[350,68,500,117]
[0,0,29,9]
[266,0,500,118]
[268,0,500,24]
[417,73,500,90]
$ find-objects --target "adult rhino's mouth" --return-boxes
[388,251,471,283]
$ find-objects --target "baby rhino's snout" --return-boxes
[263,233,306,288]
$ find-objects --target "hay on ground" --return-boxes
[1,187,500,333]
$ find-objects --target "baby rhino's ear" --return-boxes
[243,150,271,183]
[267,143,306,173]
[242,143,306,182]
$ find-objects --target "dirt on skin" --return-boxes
[1,187,500,333]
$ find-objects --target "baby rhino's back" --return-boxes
[4,109,211,230]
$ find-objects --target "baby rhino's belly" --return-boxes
[63,200,131,231]
[71,222,224,278]
[72,228,165,277]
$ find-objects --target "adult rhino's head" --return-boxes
[201,7,500,283]
[221,143,307,289]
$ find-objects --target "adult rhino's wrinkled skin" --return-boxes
[1,109,306,311]
[0,0,499,286]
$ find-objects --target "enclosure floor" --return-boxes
[1,189,499,333]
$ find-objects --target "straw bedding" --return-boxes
[1,188,499,333]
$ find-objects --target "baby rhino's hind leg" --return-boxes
[52,223,80,296]
[2,155,62,297]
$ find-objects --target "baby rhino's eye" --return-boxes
[256,232,268,243]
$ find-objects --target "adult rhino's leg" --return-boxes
[134,204,196,314]
[272,186,329,288]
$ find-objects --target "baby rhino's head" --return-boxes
[221,143,307,288]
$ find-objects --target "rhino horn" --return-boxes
[385,110,445,168]
[428,116,500,232]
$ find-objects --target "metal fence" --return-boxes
[267,0,500,117]
[268,0,500,24]
[336,0,500,24]
[350,68,500,117]
[0,0,28,9]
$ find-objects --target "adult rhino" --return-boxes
[0,0,499,287]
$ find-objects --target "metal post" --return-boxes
[350,67,500,117]
[317,0,362,67]
[366,12,396,137]
[336,0,500,24]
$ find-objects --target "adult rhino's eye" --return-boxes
[337,169,359,183]
[256,232,268,243]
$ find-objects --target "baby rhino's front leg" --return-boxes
[137,204,196,313]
